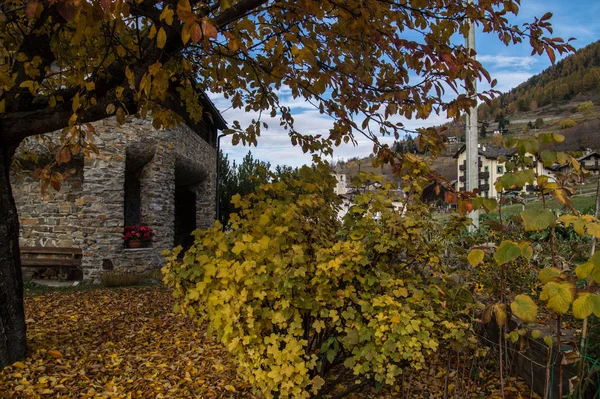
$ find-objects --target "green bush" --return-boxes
[100,271,143,287]
[163,167,473,398]
[559,119,577,129]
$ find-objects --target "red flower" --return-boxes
[122,225,153,243]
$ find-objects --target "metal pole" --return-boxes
[466,0,479,230]
[215,132,228,226]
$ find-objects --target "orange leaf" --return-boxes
[47,350,62,358]
[190,23,202,43]
[25,0,39,18]
[201,18,218,39]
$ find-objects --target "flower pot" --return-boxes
[126,240,144,249]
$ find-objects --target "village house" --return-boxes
[549,150,600,178]
[454,144,553,198]
[332,172,348,195]
[10,98,226,282]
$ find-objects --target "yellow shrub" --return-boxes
[559,119,577,129]
[163,167,473,398]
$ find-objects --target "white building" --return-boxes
[333,173,348,195]
[454,144,552,198]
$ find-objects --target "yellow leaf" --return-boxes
[181,23,192,45]
[538,267,562,284]
[510,294,538,323]
[224,385,236,392]
[572,293,600,319]
[311,375,325,394]
[467,249,484,267]
[160,7,174,25]
[493,303,507,327]
[177,0,191,15]
[148,24,157,40]
[12,361,27,369]
[72,92,80,112]
[540,282,575,314]
[157,27,167,49]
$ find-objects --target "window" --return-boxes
[484,166,489,172]
[124,166,141,226]
[497,165,504,174]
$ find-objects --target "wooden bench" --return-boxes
[20,247,83,280]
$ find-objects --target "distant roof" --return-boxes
[453,145,517,159]
[577,151,600,162]
[548,151,600,172]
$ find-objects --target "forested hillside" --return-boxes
[479,40,600,119]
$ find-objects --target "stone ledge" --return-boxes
[122,248,155,252]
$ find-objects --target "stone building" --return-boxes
[9,102,226,281]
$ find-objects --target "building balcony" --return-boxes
[459,160,483,171]
[479,184,490,192]
[459,175,466,182]
[479,171,490,179]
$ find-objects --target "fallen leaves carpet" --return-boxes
[1,286,538,399]
[0,287,255,398]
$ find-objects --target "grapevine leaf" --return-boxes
[494,241,521,265]
[539,282,575,314]
[520,209,555,231]
[468,249,485,267]
[538,267,563,284]
[510,294,538,323]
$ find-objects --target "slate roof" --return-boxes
[453,145,517,159]
[577,151,600,162]
[548,151,600,171]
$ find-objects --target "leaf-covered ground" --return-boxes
[1,287,256,399]
[1,286,535,399]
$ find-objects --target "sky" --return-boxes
[216,0,600,168]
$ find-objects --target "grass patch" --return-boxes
[484,194,596,221]
[100,271,144,287]
[23,268,165,295]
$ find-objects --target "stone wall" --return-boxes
[11,158,85,249]
[10,116,218,281]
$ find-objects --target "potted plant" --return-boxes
[123,225,153,248]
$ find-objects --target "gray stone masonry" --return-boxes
[10,116,217,281]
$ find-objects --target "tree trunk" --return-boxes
[0,141,26,368]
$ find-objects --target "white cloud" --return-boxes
[220,102,450,167]
[478,55,536,70]
[479,72,534,93]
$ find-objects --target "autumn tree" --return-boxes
[218,150,271,226]
[0,0,572,367]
